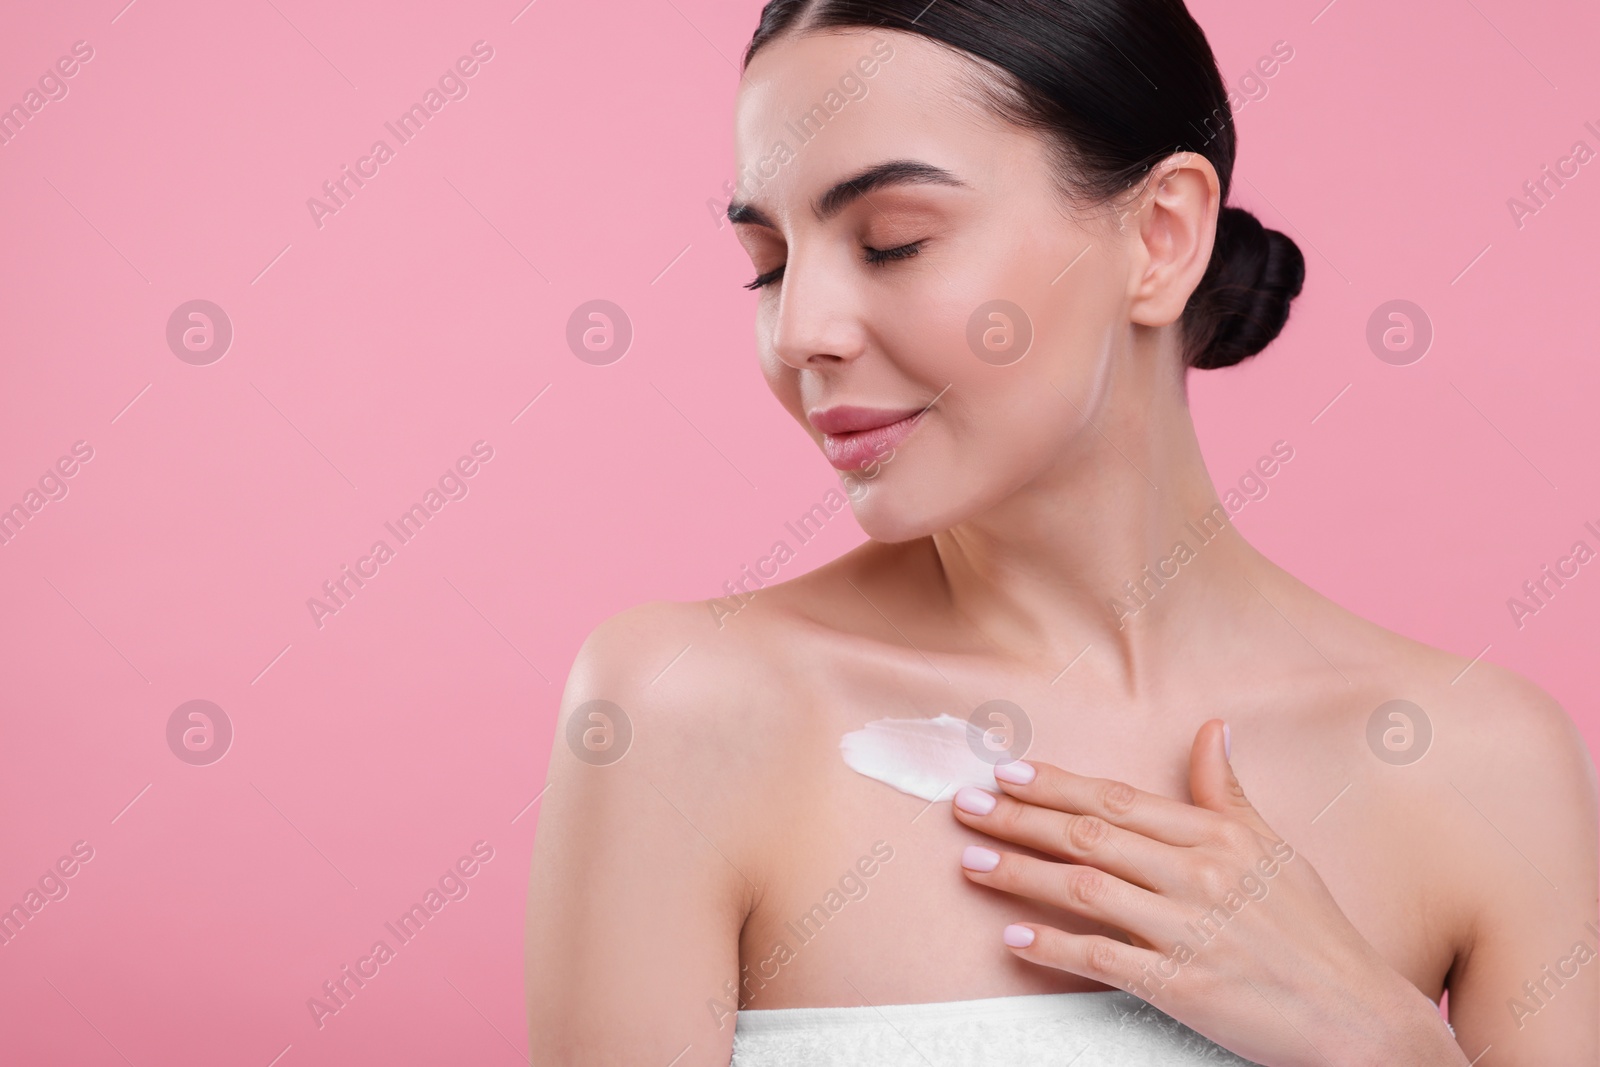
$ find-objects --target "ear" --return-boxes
[1124,152,1221,330]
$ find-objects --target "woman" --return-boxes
[526,1,1599,1063]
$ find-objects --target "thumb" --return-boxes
[1189,719,1269,831]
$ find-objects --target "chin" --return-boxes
[848,504,930,544]
[842,468,976,544]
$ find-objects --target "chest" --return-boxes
[736,696,1458,1009]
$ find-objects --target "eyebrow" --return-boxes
[726,159,967,228]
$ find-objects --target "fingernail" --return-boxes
[1003,924,1035,948]
[994,760,1035,784]
[961,845,999,872]
[1223,722,1232,760]
[953,786,996,815]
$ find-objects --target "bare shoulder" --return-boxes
[1328,604,1595,800]
[532,599,800,953]
[1314,612,1600,1050]
[528,598,813,1061]
[1262,563,1594,793]
[1398,648,1599,897]
[1428,656,1595,792]
[566,593,821,718]
[565,597,733,701]
[567,538,900,696]
[1307,597,1598,931]
[552,593,828,842]
[561,597,798,767]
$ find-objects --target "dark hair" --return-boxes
[742,0,1305,370]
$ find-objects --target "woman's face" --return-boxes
[732,29,1155,542]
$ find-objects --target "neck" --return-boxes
[928,336,1267,698]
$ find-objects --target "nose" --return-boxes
[768,249,869,370]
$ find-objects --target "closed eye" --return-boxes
[863,240,923,265]
[742,240,927,291]
[743,265,784,291]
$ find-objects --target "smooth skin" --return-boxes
[525,27,1599,1067]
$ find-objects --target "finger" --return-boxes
[951,785,1184,894]
[1187,719,1279,840]
[991,758,1220,846]
[1000,922,1165,997]
[960,847,1188,952]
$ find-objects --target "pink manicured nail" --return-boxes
[953,786,996,814]
[993,760,1035,784]
[961,845,999,872]
[1223,722,1232,760]
[1003,924,1035,948]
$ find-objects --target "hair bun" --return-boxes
[1183,205,1306,370]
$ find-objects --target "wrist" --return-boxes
[1336,973,1467,1067]
[1387,996,1467,1067]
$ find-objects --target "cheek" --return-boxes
[878,283,1096,430]
[952,371,1081,477]
[924,292,1118,488]
[870,296,973,382]
[1021,254,1124,409]
[927,237,1112,396]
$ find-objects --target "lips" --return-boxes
[807,404,928,471]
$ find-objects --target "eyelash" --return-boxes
[742,241,924,291]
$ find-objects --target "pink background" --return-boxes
[1,0,1596,1062]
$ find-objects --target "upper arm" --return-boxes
[524,602,757,1066]
[1442,668,1599,1063]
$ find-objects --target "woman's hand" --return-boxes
[950,718,1468,1066]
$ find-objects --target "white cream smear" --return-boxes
[839,713,1001,803]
